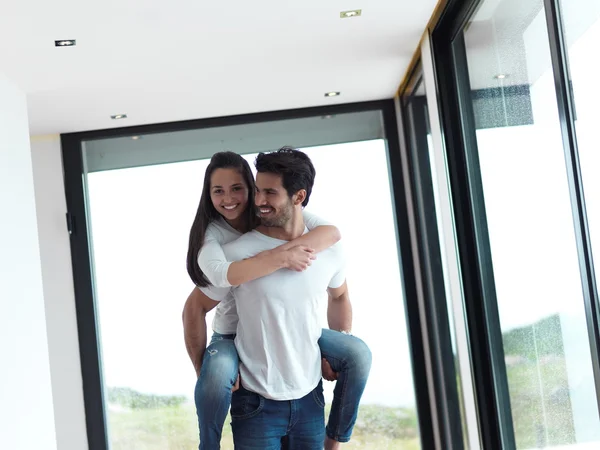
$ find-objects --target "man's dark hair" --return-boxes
[255,146,316,207]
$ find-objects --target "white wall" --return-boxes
[30,135,88,450]
[0,73,57,449]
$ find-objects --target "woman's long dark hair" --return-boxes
[186,151,259,287]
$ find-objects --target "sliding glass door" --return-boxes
[430,0,600,448]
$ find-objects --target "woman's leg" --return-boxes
[318,329,372,445]
[195,332,239,450]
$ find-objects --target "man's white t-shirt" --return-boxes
[202,227,346,401]
[197,212,332,335]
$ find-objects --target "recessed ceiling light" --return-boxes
[324,91,340,97]
[340,9,362,18]
[111,114,128,120]
[55,39,76,47]
[131,136,141,140]
[494,74,509,79]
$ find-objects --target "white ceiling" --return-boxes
[0,0,438,135]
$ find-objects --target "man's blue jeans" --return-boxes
[194,329,372,449]
[231,381,326,450]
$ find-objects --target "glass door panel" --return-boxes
[82,111,423,449]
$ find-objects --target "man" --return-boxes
[198,147,353,449]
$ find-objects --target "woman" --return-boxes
[184,151,372,450]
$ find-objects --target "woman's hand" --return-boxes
[321,358,338,381]
[282,245,316,272]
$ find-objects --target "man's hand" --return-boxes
[232,373,240,392]
[183,288,219,378]
[321,358,338,381]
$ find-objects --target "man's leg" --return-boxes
[195,333,238,450]
[231,386,288,450]
[318,329,372,447]
[286,381,326,450]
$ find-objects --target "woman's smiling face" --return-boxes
[209,168,250,222]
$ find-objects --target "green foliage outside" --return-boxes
[107,387,187,409]
[107,395,420,449]
[501,314,576,448]
[106,313,576,449]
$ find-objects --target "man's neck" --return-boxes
[257,211,305,241]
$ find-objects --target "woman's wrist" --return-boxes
[264,247,289,270]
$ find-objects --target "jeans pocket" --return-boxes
[312,386,326,409]
[231,390,264,420]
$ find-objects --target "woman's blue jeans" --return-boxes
[194,328,372,449]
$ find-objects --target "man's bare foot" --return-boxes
[325,436,341,450]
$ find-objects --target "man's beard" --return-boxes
[258,203,293,227]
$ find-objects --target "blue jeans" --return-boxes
[194,329,372,449]
[231,381,326,450]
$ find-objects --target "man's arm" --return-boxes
[182,288,219,377]
[280,210,341,253]
[278,226,341,253]
[327,281,352,333]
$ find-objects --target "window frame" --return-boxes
[428,0,600,448]
[400,61,467,450]
[543,0,600,406]
[61,100,436,450]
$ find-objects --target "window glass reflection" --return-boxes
[464,0,600,447]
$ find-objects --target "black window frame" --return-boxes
[400,61,467,450]
[432,22,516,448]
[61,100,437,450]
[543,0,600,407]
[429,0,600,448]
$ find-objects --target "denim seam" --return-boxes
[312,389,326,408]
[322,352,349,442]
[231,396,264,420]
